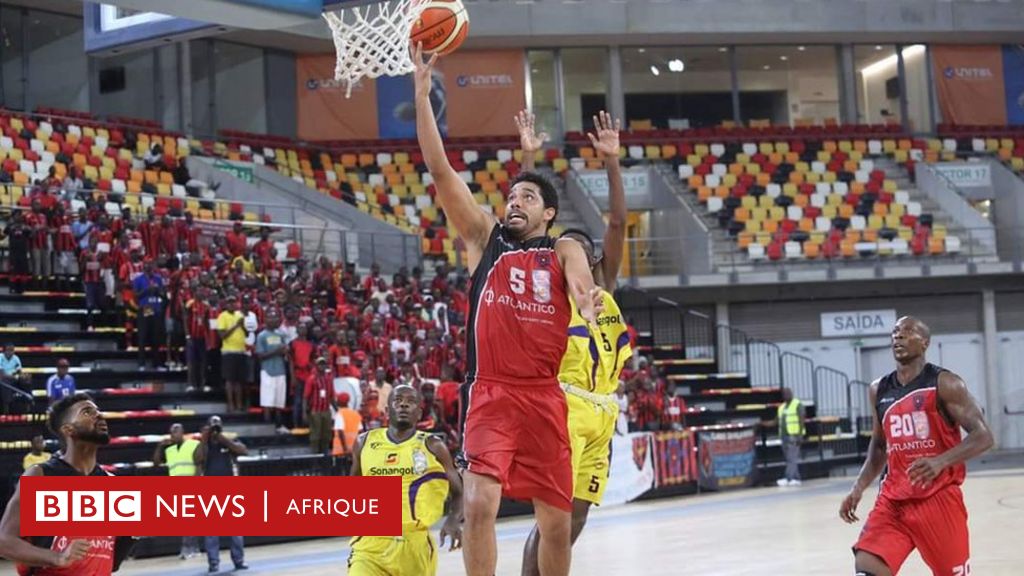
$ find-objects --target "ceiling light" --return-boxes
[780,56,788,61]
[875,45,884,51]
[650,65,660,76]
[797,46,806,51]
[638,48,646,53]
[668,59,685,72]
[718,47,728,52]
[763,65,771,70]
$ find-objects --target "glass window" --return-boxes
[737,45,839,128]
[214,41,266,133]
[190,40,213,137]
[92,50,155,120]
[900,44,931,133]
[855,44,900,126]
[527,50,558,140]
[0,7,24,110]
[562,48,606,133]
[622,46,732,129]
[28,10,87,111]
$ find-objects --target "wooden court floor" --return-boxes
[10,468,1022,575]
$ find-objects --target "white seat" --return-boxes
[945,236,961,253]
[810,193,826,208]
[422,172,434,186]
[894,191,910,205]
[496,149,512,163]
[815,182,831,195]
[462,150,479,164]
[403,205,416,219]
[19,160,34,175]
[0,136,12,149]
[70,199,86,212]
[368,173,385,186]
[200,188,216,200]
[415,195,432,209]
[376,153,392,166]
[906,202,922,217]
[253,154,265,165]
[94,137,108,151]
[111,180,127,194]
[855,170,870,183]
[177,138,190,152]
[105,202,120,216]
[35,161,52,178]
[710,143,726,157]
[456,171,472,184]
[832,182,849,195]
[909,149,924,162]
[569,158,586,171]
[972,139,986,153]
[628,145,644,160]
[747,244,766,260]
[812,161,826,174]
[876,240,893,255]
[678,164,694,179]
[40,151,56,165]
[787,206,803,221]
[68,125,82,137]
[860,160,874,173]
[30,139,44,154]
[325,171,337,182]
[766,184,782,198]
[712,163,727,177]
[742,143,758,156]
[706,196,723,214]
[141,195,155,209]
[942,139,957,153]
[891,239,909,255]
[291,175,304,185]
[868,140,882,154]
[388,194,401,207]
[850,215,866,231]
[263,147,275,158]
[815,216,832,232]
[408,215,421,227]
[784,241,803,259]
[39,122,53,135]
[132,159,145,170]
[705,174,721,188]
[238,144,251,154]
[172,184,187,198]
[355,191,367,203]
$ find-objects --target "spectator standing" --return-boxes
[51,204,77,291]
[152,423,200,559]
[1,211,31,294]
[45,359,76,403]
[225,222,248,259]
[331,392,362,456]
[193,415,248,573]
[184,289,209,392]
[133,260,166,371]
[662,380,688,431]
[255,310,289,433]
[158,215,178,259]
[288,323,314,428]
[138,208,159,259]
[776,387,806,486]
[22,435,51,471]
[62,166,84,200]
[27,199,50,283]
[217,295,248,413]
[71,208,93,251]
[305,357,335,454]
[80,236,107,330]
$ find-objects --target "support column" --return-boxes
[729,47,740,124]
[896,45,911,134]
[179,41,193,136]
[981,290,1003,447]
[608,46,625,124]
[715,301,731,372]
[553,49,566,143]
[838,44,858,124]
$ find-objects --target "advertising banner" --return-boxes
[602,432,656,506]
[697,427,757,491]
[1003,45,1024,126]
[296,55,379,141]
[932,45,1007,125]
[652,430,697,487]
[441,50,526,137]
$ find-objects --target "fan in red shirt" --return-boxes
[138,208,159,257]
[158,215,178,258]
[360,262,382,294]
[224,221,248,259]
[662,381,688,431]
[289,323,315,427]
[51,205,77,290]
[252,227,274,265]
[177,212,201,254]
[79,237,107,330]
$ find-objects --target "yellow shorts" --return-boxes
[565,388,619,505]
[347,531,437,576]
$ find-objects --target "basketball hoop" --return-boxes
[323,0,428,97]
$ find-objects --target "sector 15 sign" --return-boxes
[820,310,897,338]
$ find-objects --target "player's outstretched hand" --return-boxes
[56,539,90,567]
[410,42,439,101]
[907,455,944,489]
[587,110,621,159]
[514,110,549,154]
[839,487,862,523]
[439,517,463,551]
[578,286,605,327]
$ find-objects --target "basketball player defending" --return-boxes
[516,110,631,576]
[0,392,135,575]
[349,385,463,576]
[839,316,994,576]
[414,44,603,576]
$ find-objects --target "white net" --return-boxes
[323,0,427,97]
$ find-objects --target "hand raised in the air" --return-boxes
[410,42,439,102]
[577,286,605,327]
[514,110,549,154]
[587,110,621,159]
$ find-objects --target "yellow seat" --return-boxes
[744,219,761,233]
[741,196,757,209]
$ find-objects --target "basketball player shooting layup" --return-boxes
[349,385,463,576]
[413,44,603,576]
[515,110,632,576]
[839,316,994,576]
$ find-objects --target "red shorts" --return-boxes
[461,378,573,512]
[854,484,970,574]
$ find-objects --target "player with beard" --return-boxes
[349,385,463,576]
[0,392,136,575]
[415,43,603,576]
[839,317,994,576]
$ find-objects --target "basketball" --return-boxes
[410,0,469,56]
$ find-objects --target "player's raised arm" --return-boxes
[907,371,994,488]
[514,110,548,172]
[840,380,887,523]
[588,111,626,289]
[413,43,496,270]
[556,238,604,326]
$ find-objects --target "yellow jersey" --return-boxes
[359,428,449,533]
[558,289,632,395]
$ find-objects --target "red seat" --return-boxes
[767,242,783,261]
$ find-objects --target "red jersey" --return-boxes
[80,250,105,283]
[290,339,315,380]
[27,212,48,250]
[664,395,688,428]
[159,224,178,256]
[187,299,208,339]
[138,219,158,257]
[305,371,333,413]
[225,230,248,258]
[876,363,965,501]
[465,226,570,386]
[53,214,76,252]
[178,221,201,252]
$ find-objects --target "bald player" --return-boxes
[840,316,994,576]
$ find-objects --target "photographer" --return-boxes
[193,415,249,573]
